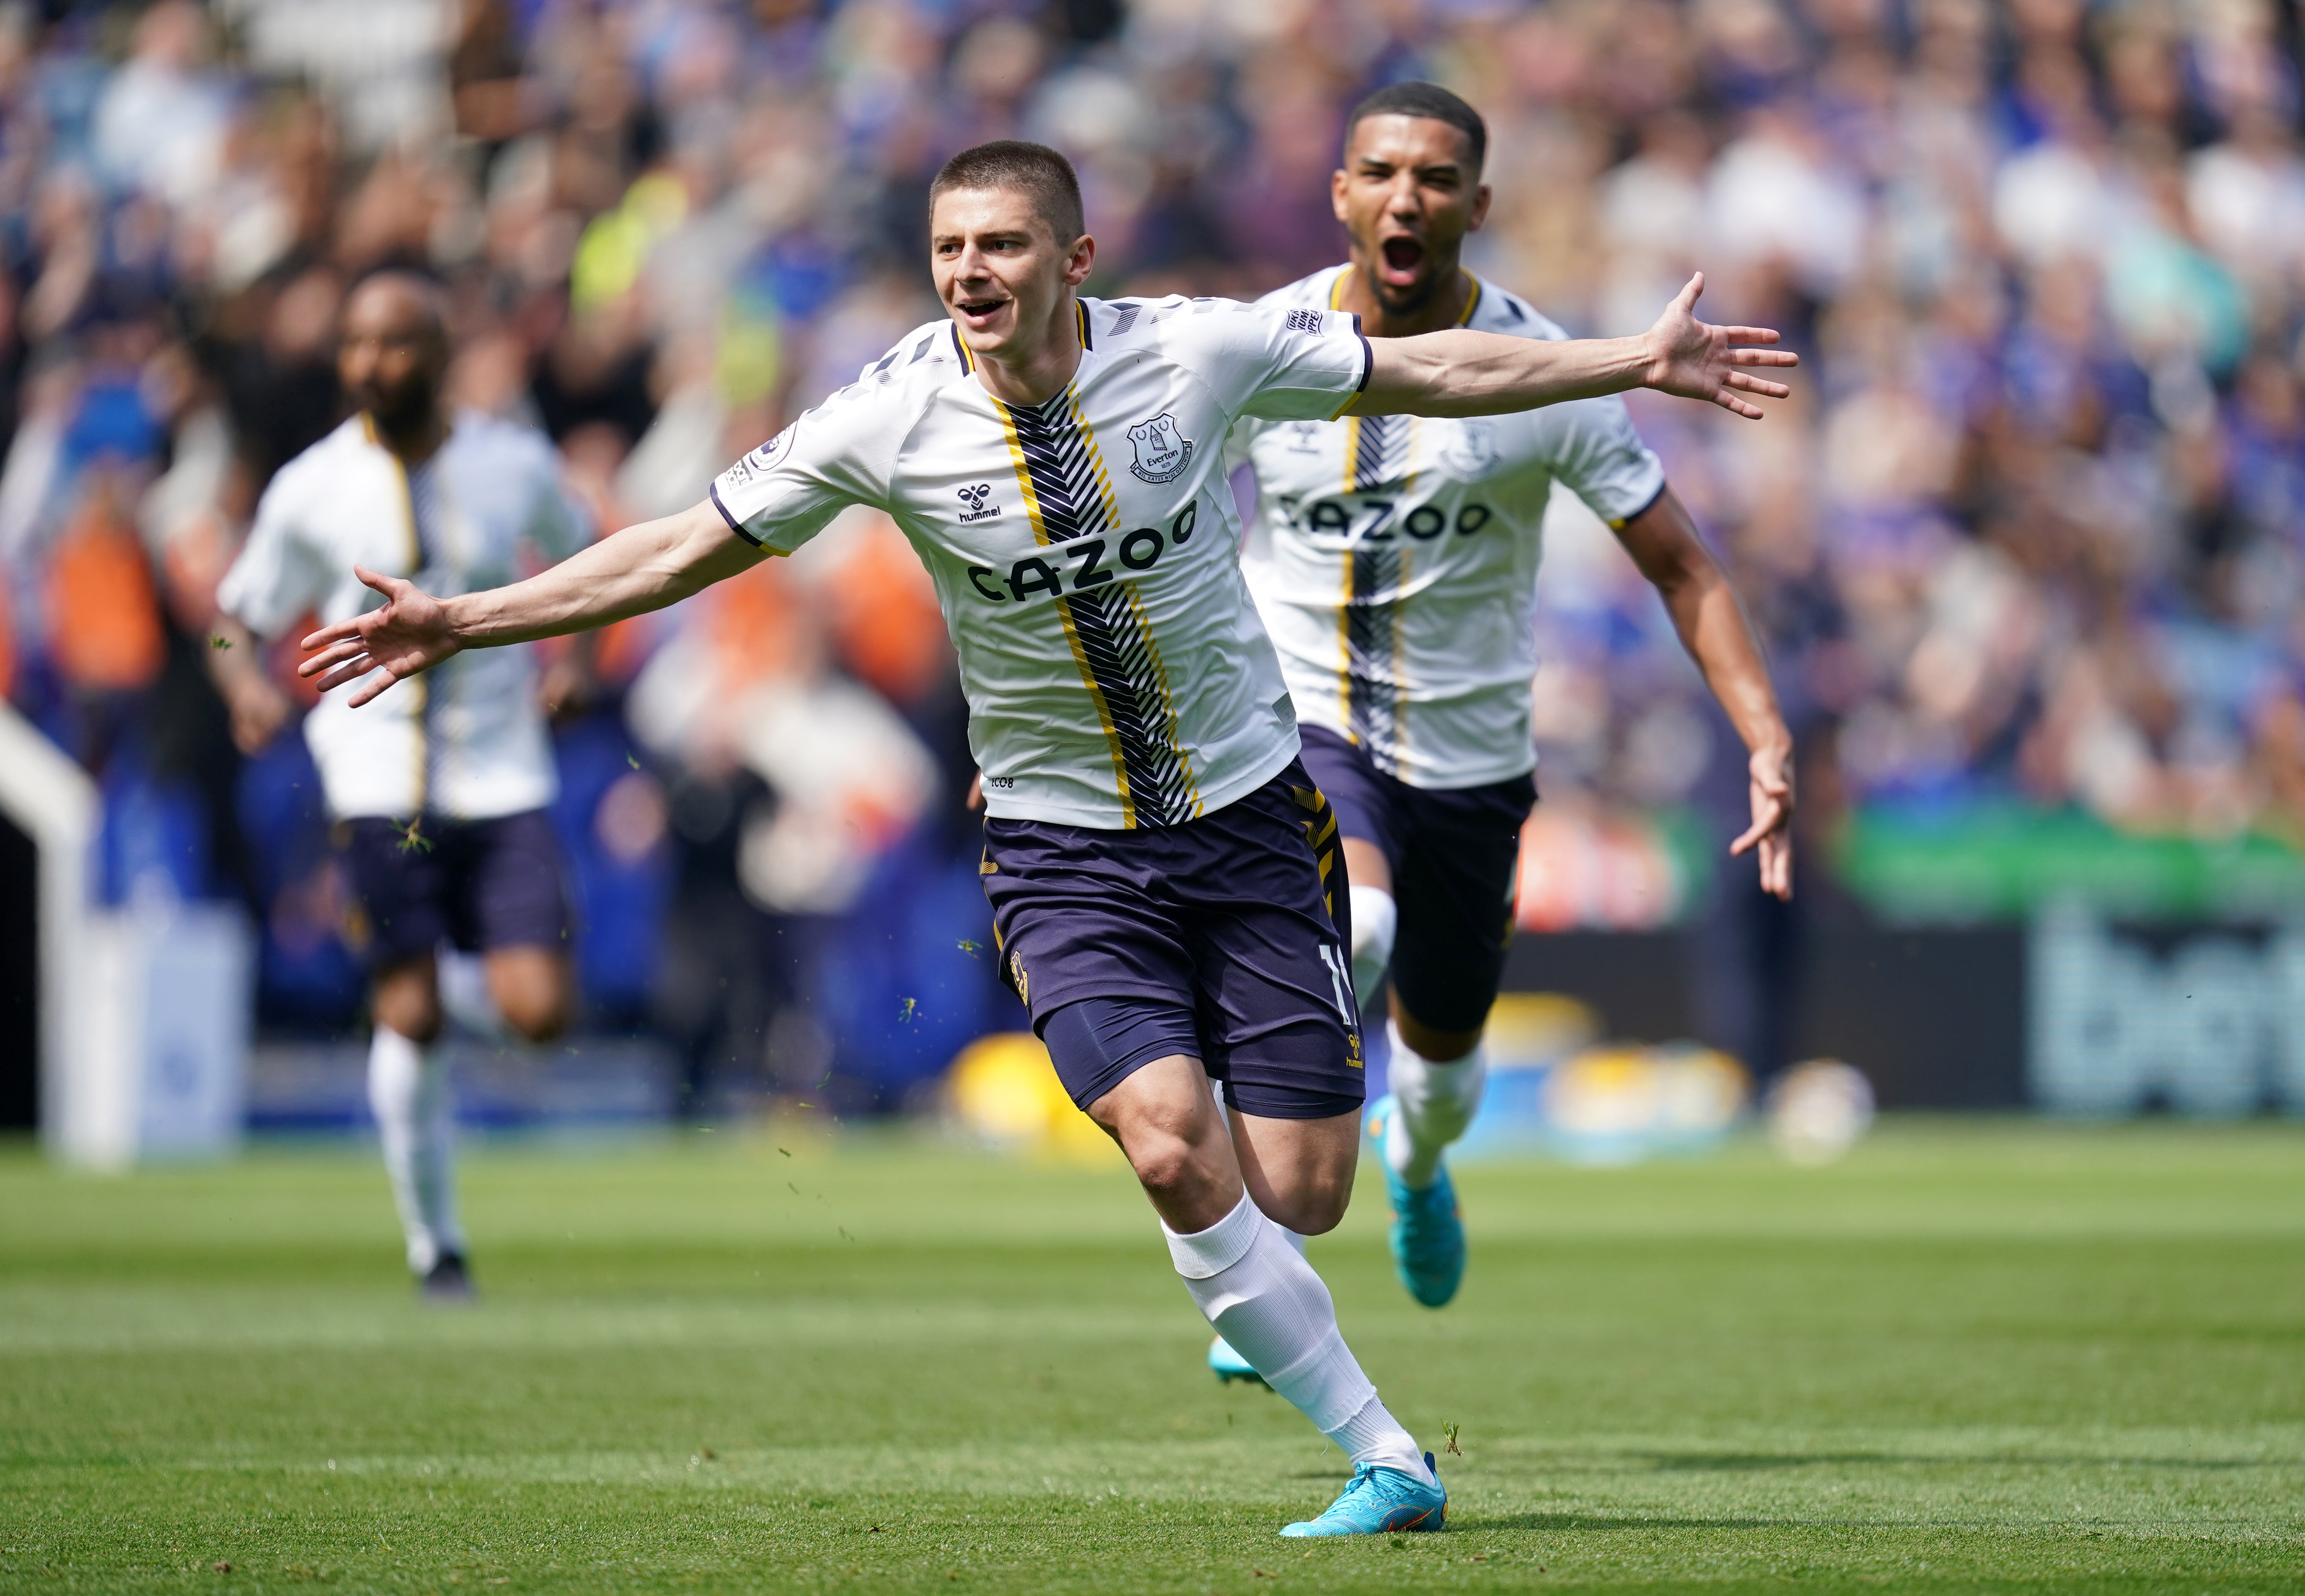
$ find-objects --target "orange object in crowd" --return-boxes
[0,569,15,702]
[46,491,166,693]
[826,514,949,706]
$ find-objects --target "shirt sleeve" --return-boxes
[708,382,890,555]
[1168,301,1372,425]
[1545,395,1668,526]
[215,473,330,639]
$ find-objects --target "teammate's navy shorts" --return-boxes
[1297,724,1535,1033]
[980,759,1364,1121]
[338,809,569,971]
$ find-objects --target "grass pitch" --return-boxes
[3,1120,2301,1594]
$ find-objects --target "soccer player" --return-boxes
[1223,83,1796,1330]
[209,273,594,1300]
[293,142,1793,1533]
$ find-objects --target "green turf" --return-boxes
[3,1120,2301,1593]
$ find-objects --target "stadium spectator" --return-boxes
[1,0,2299,1091]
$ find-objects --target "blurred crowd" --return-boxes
[0,0,2297,1094]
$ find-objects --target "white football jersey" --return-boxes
[1234,267,1667,789]
[710,296,1372,830]
[217,412,591,820]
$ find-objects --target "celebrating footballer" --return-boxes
[296,134,1794,1536]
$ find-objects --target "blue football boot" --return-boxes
[1280,1452,1446,1537]
[1208,1335,1268,1388]
[1365,1095,1466,1308]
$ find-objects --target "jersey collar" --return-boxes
[946,299,1095,383]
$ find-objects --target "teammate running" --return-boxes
[1221,84,1795,1335]
[210,273,593,1300]
[292,142,1793,1534]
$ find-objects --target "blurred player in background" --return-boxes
[207,273,595,1300]
[291,142,1792,1532]
[1224,84,1796,1334]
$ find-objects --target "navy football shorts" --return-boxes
[338,809,570,971]
[979,759,1365,1121]
[1297,724,1535,1034]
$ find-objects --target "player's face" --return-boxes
[1332,115,1492,314]
[930,187,1093,363]
[339,282,446,426]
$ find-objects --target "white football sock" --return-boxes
[1385,1020,1488,1190]
[368,1026,464,1275]
[1166,1193,1430,1483]
[1347,885,1397,1013]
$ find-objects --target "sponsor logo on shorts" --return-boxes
[1007,949,1029,1003]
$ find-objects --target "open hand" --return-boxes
[1643,274,1799,420]
[298,566,461,707]
[1730,742,1795,899]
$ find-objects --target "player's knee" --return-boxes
[489,952,574,1043]
[1259,1169,1354,1236]
[502,993,570,1045]
[1122,1125,1205,1200]
[497,976,573,1043]
[374,985,442,1045]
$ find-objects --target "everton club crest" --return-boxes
[1126,413,1193,483]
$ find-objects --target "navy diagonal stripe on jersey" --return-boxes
[1001,391,1199,828]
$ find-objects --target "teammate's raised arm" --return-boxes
[1612,485,1795,899]
[1349,272,1797,421]
[296,498,763,706]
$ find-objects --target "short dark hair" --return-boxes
[1344,81,1487,174]
[929,140,1085,243]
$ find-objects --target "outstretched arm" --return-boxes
[298,500,762,707]
[1350,274,1797,421]
[1615,485,1794,898]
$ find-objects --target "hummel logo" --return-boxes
[959,482,1002,522]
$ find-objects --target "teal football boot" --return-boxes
[1280,1452,1446,1537]
[1365,1094,1466,1308]
[1208,1335,1268,1387]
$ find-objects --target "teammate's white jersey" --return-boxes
[710,297,1372,830]
[1233,267,1667,790]
[217,412,591,821]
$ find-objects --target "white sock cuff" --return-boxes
[368,1025,421,1094]
[1384,1016,1419,1064]
[1348,886,1396,960]
[1162,1191,1263,1281]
